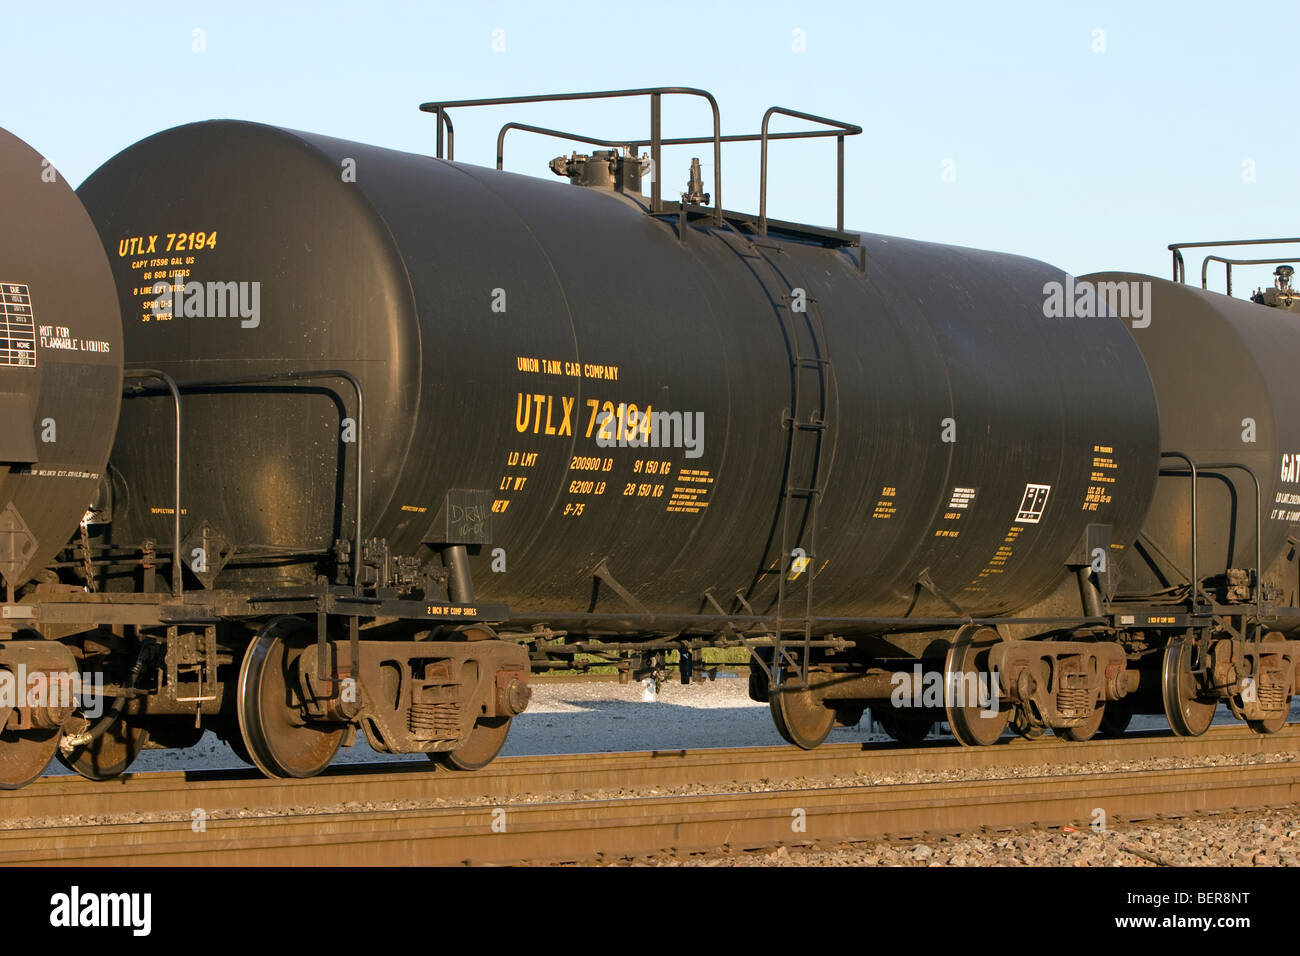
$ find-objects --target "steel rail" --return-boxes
[4,757,1297,865]
[4,726,1294,831]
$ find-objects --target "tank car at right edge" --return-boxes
[1079,248,1300,737]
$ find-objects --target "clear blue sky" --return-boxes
[3,0,1297,288]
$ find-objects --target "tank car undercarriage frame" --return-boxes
[509,595,1300,751]
[0,576,533,785]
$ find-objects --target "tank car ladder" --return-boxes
[748,240,833,690]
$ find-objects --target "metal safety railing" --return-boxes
[124,368,367,597]
[122,369,183,596]
[1158,451,1263,618]
[422,88,723,222]
[1169,237,1300,294]
[758,106,859,236]
[419,87,862,238]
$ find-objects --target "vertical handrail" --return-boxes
[1159,452,1201,608]
[650,93,661,214]
[836,134,844,234]
[432,108,455,160]
[1154,453,1265,619]
[1196,461,1264,621]
[759,106,862,236]
[123,369,183,598]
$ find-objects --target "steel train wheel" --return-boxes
[1054,703,1105,742]
[237,617,345,778]
[770,684,836,750]
[1162,637,1216,737]
[1246,707,1289,735]
[57,717,149,781]
[1247,707,1290,734]
[944,626,1009,746]
[872,708,932,746]
[435,716,512,771]
[1246,632,1292,735]
[0,726,60,790]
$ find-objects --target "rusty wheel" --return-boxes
[1054,702,1105,742]
[770,682,835,749]
[944,626,1009,746]
[1246,633,1292,735]
[1162,637,1216,737]
[435,716,512,771]
[1247,707,1290,735]
[237,617,344,778]
[872,708,932,746]
[57,717,150,781]
[0,725,59,790]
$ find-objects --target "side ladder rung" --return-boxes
[782,414,826,430]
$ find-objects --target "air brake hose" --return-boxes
[58,639,155,754]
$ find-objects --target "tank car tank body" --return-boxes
[0,129,123,593]
[75,121,1165,626]
[1084,271,1300,604]
[0,127,123,787]
[73,108,1162,757]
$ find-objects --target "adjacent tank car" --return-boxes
[0,127,123,787]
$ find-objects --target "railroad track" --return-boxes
[6,727,1299,865]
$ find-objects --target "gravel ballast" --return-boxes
[660,806,1300,867]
